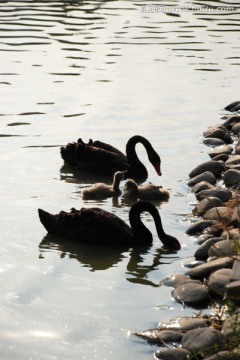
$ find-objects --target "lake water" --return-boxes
[0,1,239,359]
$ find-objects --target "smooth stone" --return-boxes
[224,100,240,112]
[192,181,216,194]
[186,257,234,279]
[189,160,224,178]
[208,239,237,258]
[202,137,226,147]
[235,141,240,155]
[204,224,223,237]
[208,144,233,159]
[232,122,240,135]
[222,313,240,339]
[172,282,209,307]
[223,168,240,188]
[203,206,234,225]
[185,220,215,236]
[154,348,191,360]
[207,268,233,297]
[192,197,223,216]
[182,327,224,353]
[225,155,240,168]
[184,260,205,268]
[226,280,240,299]
[232,259,240,281]
[196,188,232,202]
[138,329,183,345]
[223,115,240,130]
[188,171,217,187]
[203,125,232,143]
[162,274,202,288]
[212,153,230,162]
[194,237,224,260]
[157,317,210,331]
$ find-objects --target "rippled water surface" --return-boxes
[1,1,240,359]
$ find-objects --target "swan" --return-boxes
[38,201,181,249]
[124,179,170,201]
[60,135,161,178]
[82,170,126,199]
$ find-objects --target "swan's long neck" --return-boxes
[112,173,122,193]
[129,202,180,249]
[126,136,150,178]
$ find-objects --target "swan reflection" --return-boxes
[39,235,179,286]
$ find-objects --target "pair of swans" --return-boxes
[82,171,170,201]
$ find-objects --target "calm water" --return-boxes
[0,1,240,359]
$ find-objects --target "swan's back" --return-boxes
[38,207,133,245]
[82,183,114,199]
[138,184,170,201]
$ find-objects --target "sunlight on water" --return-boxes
[0,0,240,359]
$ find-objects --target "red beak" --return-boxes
[155,163,162,176]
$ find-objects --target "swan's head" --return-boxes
[148,152,162,176]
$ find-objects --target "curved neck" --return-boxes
[112,173,122,193]
[129,201,166,246]
[126,136,151,178]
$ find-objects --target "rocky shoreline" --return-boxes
[136,101,240,359]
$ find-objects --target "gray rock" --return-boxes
[154,348,191,360]
[194,237,223,260]
[192,181,216,194]
[184,260,205,268]
[226,280,240,299]
[223,168,240,188]
[186,220,215,236]
[208,239,237,258]
[212,153,230,162]
[138,329,183,345]
[192,197,223,216]
[182,327,224,353]
[188,171,217,187]
[225,155,240,169]
[196,188,232,202]
[235,141,240,155]
[207,268,233,297]
[222,228,240,239]
[203,125,232,143]
[172,282,209,307]
[208,145,233,159]
[225,101,240,112]
[232,259,240,281]
[189,160,224,178]
[186,257,234,279]
[162,274,202,288]
[232,122,240,135]
[204,350,240,360]
[158,316,210,331]
[203,137,226,147]
[203,206,233,224]
[223,115,240,130]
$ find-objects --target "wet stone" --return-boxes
[226,280,240,299]
[194,237,223,261]
[203,206,234,225]
[162,274,202,288]
[196,188,232,202]
[202,137,226,147]
[189,160,224,178]
[154,348,191,360]
[138,329,183,345]
[208,239,237,258]
[203,125,232,143]
[224,100,240,112]
[223,115,240,130]
[223,168,240,188]
[158,316,210,332]
[235,141,240,155]
[182,327,224,354]
[231,122,240,135]
[212,153,230,162]
[192,181,216,194]
[185,220,215,236]
[232,259,240,281]
[186,256,234,279]
[207,268,233,297]
[192,197,223,216]
[208,144,233,159]
[183,259,205,268]
[172,282,209,307]
[225,155,240,169]
[188,171,216,187]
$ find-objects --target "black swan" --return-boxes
[124,179,170,201]
[60,135,161,178]
[82,170,126,199]
[38,201,181,249]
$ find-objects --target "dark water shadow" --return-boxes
[39,234,179,286]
